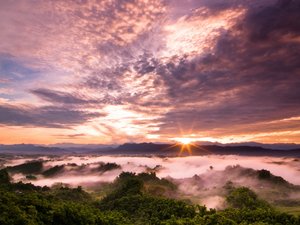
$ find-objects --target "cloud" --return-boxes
[0,54,39,80]
[0,103,103,128]
[52,133,87,139]
[245,0,300,42]
[0,0,166,70]
[31,88,92,105]
[0,0,299,143]
[6,155,300,188]
[147,0,300,140]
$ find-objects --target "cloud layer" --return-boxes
[0,0,299,144]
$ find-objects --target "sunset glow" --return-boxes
[174,138,194,145]
[0,0,299,144]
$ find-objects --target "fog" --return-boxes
[2,155,299,185]
[2,154,300,208]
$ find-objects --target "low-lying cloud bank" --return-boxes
[2,154,300,209]
[2,155,300,187]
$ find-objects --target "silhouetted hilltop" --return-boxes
[0,144,67,154]
[0,143,300,157]
[113,143,300,157]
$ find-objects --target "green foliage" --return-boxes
[6,181,50,192]
[277,206,300,217]
[99,172,196,223]
[26,174,37,180]
[42,165,64,177]
[221,207,300,225]
[0,171,299,225]
[52,186,92,202]
[0,184,128,225]
[0,169,10,183]
[258,169,272,179]
[226,187,270,210]
[257,169,288,185]
[52,203,98,225]
[101,174,143,203]
[138,172,177,190]
[7,161,43,174]
[96,162,121,173]
[111,172,177,198]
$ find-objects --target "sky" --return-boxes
[0,0,300,145]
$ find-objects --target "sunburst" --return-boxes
[167,137,211,156]
[176,137,193,145]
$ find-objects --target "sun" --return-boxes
[176,137,193,145]
[168,137,211,156]
[169,137,199,156]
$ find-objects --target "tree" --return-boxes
[0,169,10,184]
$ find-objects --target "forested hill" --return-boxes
[0,169,299,224]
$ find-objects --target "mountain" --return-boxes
[47,143,117,149]
[197,142,300,150]
[0,143,300,157]
[111,143,300,157]
[0,144,68,155]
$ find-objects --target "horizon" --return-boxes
[1,140,300,151]
[2,140,300,146]
[0,0,300,145]
[1,2,300,222]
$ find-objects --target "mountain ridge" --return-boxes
[0,143,300,157]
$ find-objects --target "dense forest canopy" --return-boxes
[0,167,299,225]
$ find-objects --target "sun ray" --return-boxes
[190,143,211,154]
[178,144,185,156]
[161,143,179,151]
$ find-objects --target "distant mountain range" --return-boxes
[0,142,300,157]
[112,143,300,157]
[0,144,69,155]
[48,141,300,150]
[194,141,300,150]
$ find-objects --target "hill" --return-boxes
[0,143,300,157]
